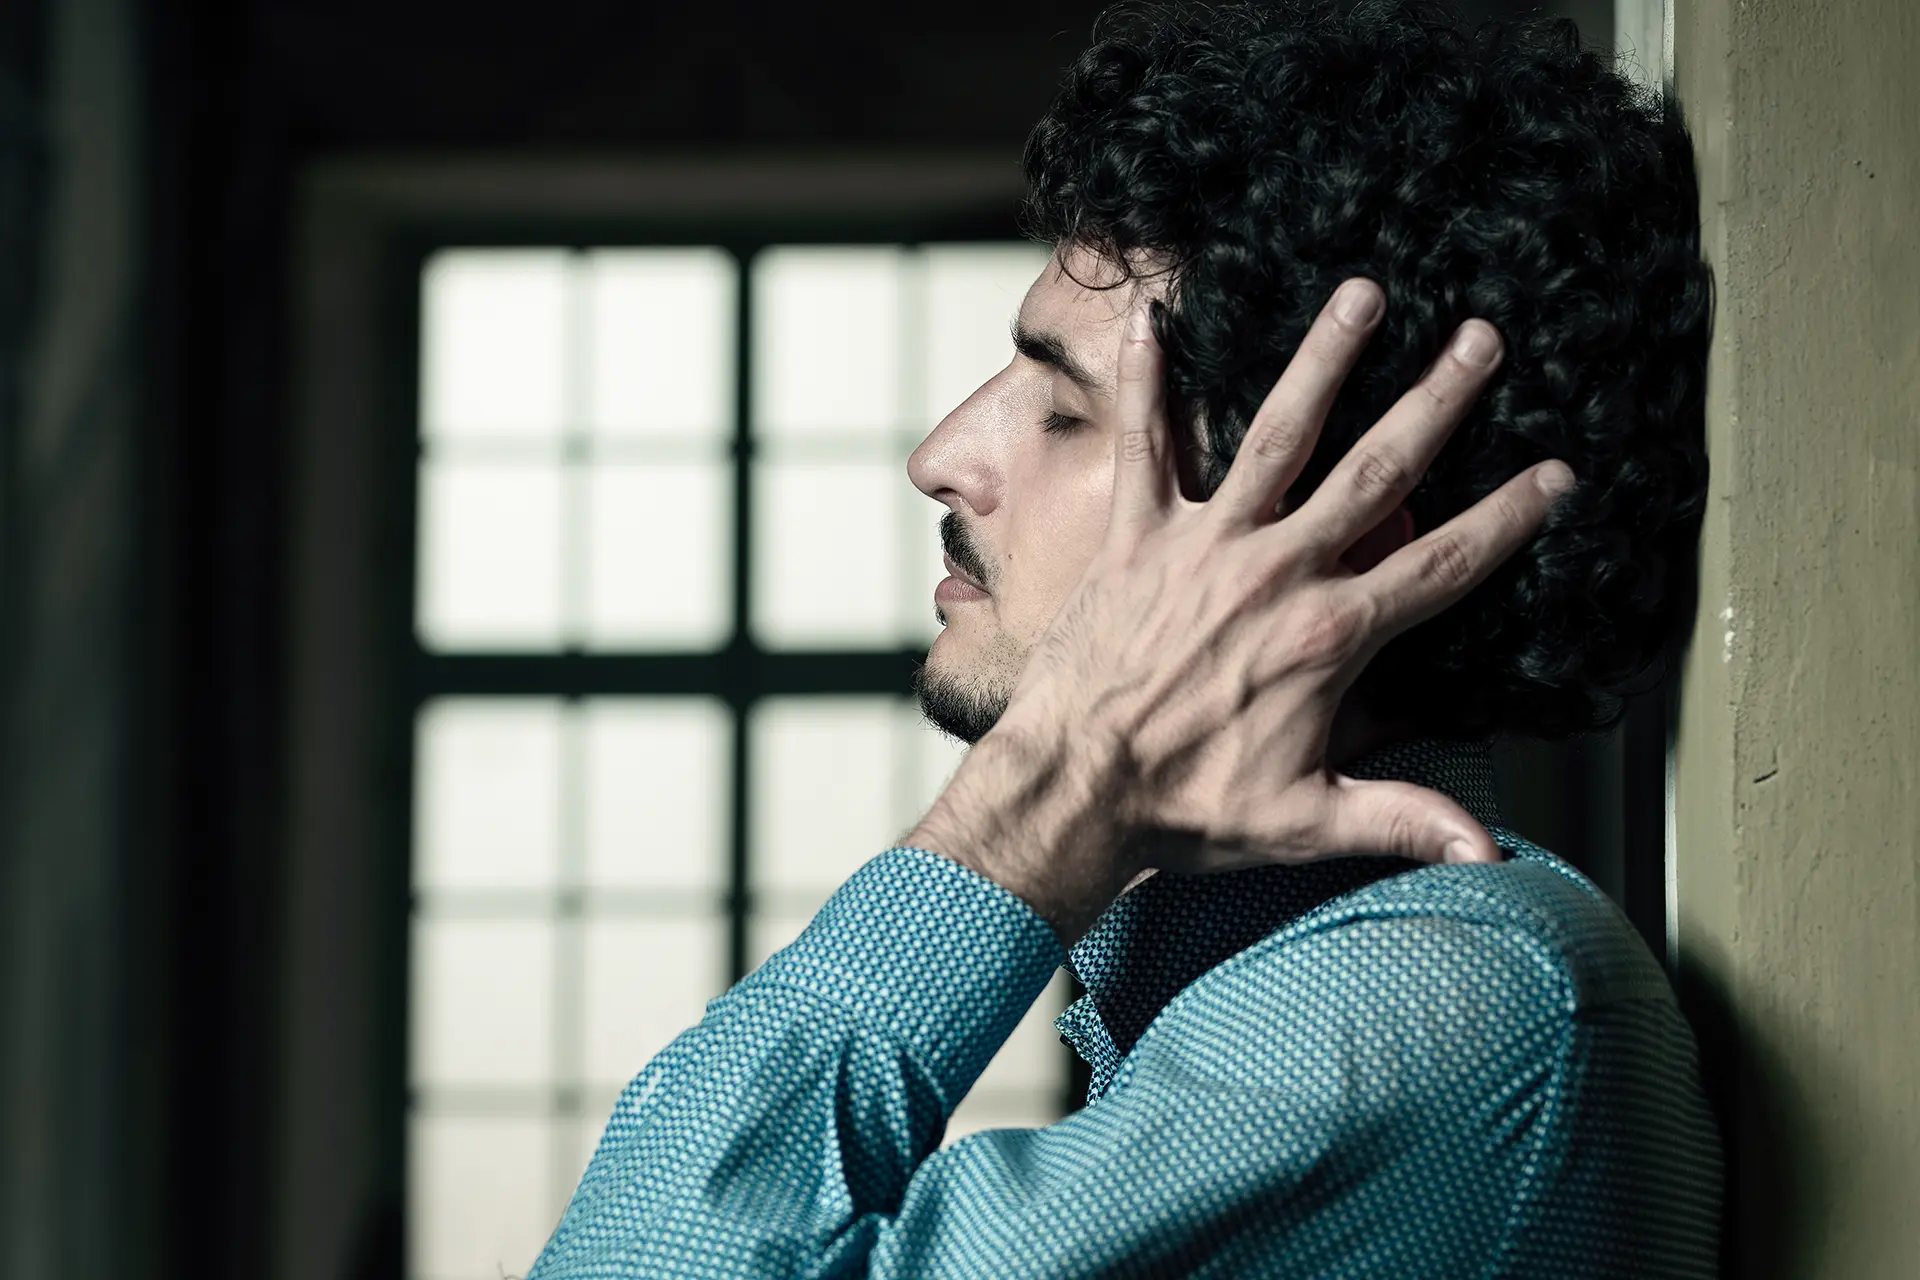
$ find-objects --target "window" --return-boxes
[404,241,1069,1280]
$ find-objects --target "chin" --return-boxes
[911,655,1011,746]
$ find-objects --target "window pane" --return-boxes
[414,699,563,891]
[587,249,736,438]
[919,243,1052,427]
[583,462,732,649]
[582,916,727,1086]
[581,698,731,893]
[897,699,969,830]
[900,487,949,646]
[421,250,570,439]
[752,461,898,647]
[417,460,564,650]
[410,919,555,1088]
[750,697,896,899]
[753,246,904,435]
[408,1114,553,1280]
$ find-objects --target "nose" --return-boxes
[907,372,1004,520]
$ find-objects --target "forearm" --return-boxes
[902,713,1141,948]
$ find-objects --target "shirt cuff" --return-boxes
[743,846,1065,1106]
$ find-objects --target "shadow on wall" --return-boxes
[1676,957,1863,1278]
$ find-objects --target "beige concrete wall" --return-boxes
[1671,0,1920,1273]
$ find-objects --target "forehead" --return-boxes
[1017,244,1170,385]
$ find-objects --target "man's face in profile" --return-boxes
[910,245,1409,745]
[908,246,1157,744]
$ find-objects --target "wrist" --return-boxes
[904,713,1140,947]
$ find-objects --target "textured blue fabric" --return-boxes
[530,736,1721,1278]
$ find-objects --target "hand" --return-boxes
[910,278,1574,943]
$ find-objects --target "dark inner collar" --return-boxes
[1063,735,1506,1057]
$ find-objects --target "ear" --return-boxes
[1340,503,1415,574]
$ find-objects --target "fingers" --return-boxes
[1285,317,1506,560]
[1362,460,1576,637]
[1318,775,1505,865]
[1211,278,1386,526]
[1109,307,1181,539]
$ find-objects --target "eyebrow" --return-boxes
[1011,319,1112,398]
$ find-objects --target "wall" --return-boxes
[0,0,159,1273]
[1672,0,1920,1273]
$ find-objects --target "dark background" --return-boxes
[0,1,1624,1277]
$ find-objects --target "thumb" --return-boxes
[1318,775,1504,865]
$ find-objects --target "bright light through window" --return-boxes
[408,239,1057,1280]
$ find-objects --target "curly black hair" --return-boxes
[1022,0,1711,741]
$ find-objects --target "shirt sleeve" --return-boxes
[528,850,1577,1279]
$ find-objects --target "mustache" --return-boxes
[939,511,994,591]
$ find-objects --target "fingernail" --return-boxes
[1536,461,1576,497]
[1334,280,1383,328]
[1128,309,1152,341]
[1445,839,1480,864]
[1451,322,1501,368]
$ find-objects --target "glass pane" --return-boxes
[919,243,1052,426]
[420,250,570,439]
[582,916,727,1086]
[744,911,811,975]
[581,698,731,893]
[410,918,555,1088]
[408,1114,553,1280]
[582,461,732,649]
[900,486,949,645]
[752,246,904,435]
[750,697,896,899]
[414,699,564,891]
[417,460,564,650]
[587,249,736,438]
[895,699,970,833]
[752,461,898,647]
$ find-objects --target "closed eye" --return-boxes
[1042,410,1083,437]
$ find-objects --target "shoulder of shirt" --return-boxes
[1219,830,1678,1016]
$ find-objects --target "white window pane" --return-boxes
[753,461,898,647]
[901,493,949,645]
[587,249,736,438]
[410,919,554,1088]
[583,462,732,649]
[582,916,727,1086]
[408,1115,553,1280]
[895,699,970,832]
[421,250,570,439]
[751,697,896,898]
[417,460,564,650]
[753,247,904,435]
[581,698,731,893]
[919,243,1052,426]
[744,910,812,975]
[413,699,564,891]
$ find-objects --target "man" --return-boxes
[531,2,1719,1275]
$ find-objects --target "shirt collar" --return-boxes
[1055,734,1508,1102]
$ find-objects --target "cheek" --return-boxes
[999,437,1115,637]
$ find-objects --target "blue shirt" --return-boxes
[530,736,1721,1277]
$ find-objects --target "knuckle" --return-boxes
[1247,414,1307,462]
[1294,590,1373,663]
[1121,430,1156,463]
[1350,448,1411,499]
[1422,533,1476,589]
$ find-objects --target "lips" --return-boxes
[941,552,989,595]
